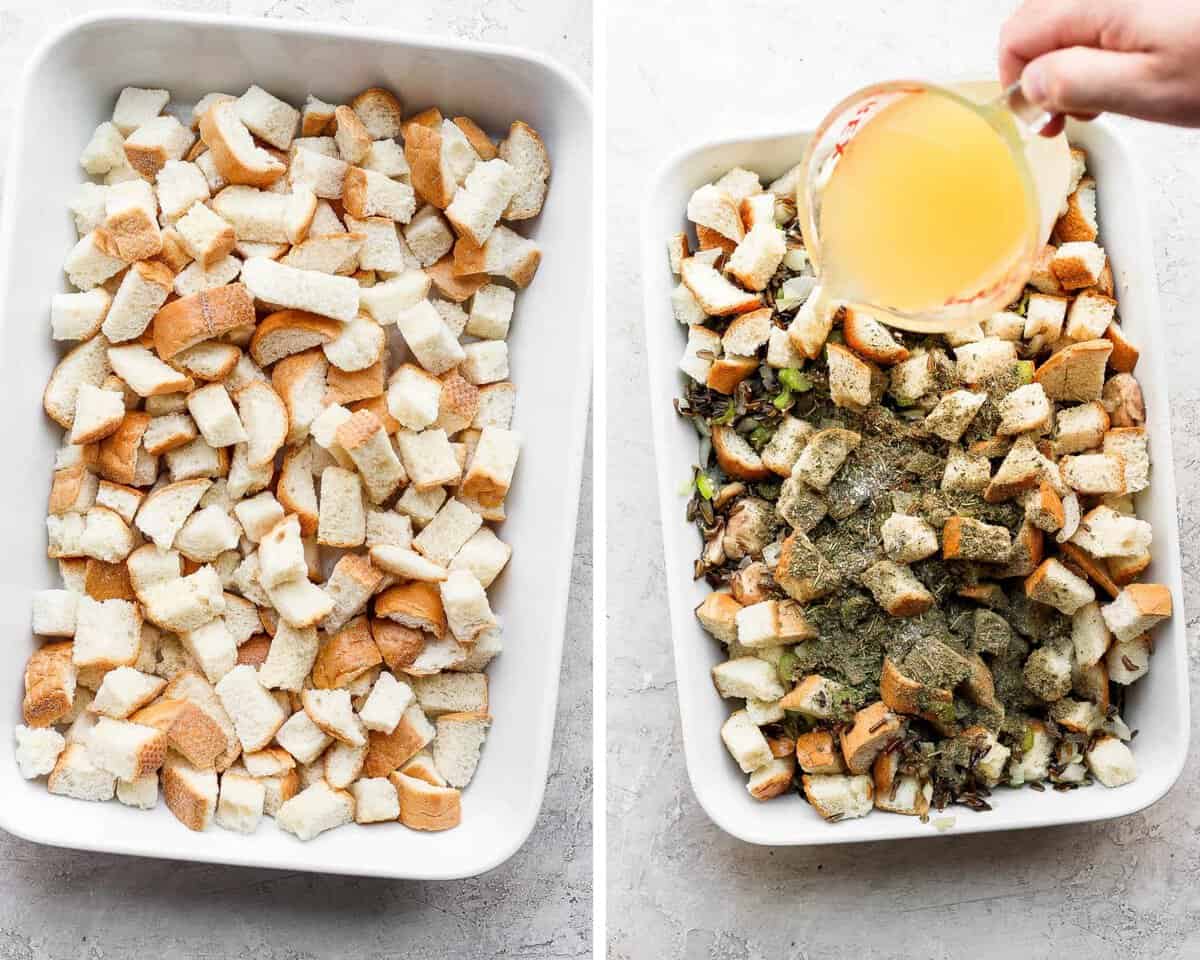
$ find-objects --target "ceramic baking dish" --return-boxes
[0,10,591,879]
[642,117,1188,845]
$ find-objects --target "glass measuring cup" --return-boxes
[797,80,1059,333]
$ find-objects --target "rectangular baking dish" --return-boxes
[642,118,1189,845]
[0,10,592,879]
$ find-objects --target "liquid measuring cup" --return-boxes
[797,79,1073,333]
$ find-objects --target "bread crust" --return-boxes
[453,117,497,160]
[426,255,489,302]
[250,309,342,366]
[23,641,76,727]
[153,283,255,360]
[374,582,447,638]
[198,102,285,188]
[371,620,427,673]
[98,411,152,485]
[404,122,453,209]
[390,772,461,831]
[311,616,383,689]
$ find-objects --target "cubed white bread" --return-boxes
[396,300,466,375]
[301,688,366,746]
[671,282,707,326]
[792,427,861,490]
[310,403,355,468]
[448,527,511,588]
[345,215,409,272]
[172,255,242,298]
[396,429,460,490]
[726,224,786,292]
[90,667,165,719]
[409,673,488,720]
[413,499,483,568]
[1065,289,1117,342]
[123,114,195,179]
[68,182,109,236]
[679,324,720,384]
[107,345,193,397]
[175,201,236,267]
[466,283,516,341]
[316,556,379,635]
[256,513,308,589]
[272,354,328,447]
[190,93,236,129]
[1025,558,1096,615]
[1053,401,1110,455]
[186,383,247,448]
[134,477,212,549]
[69,384,126,445]
[233,380,288,469]
[881,513,939,564]
[280,233,364,276]
[369,545,448,582]
[746,755,795,801]
[1103,428,1150,493]
[1086,735,1136,787]
[1024,293,1068,340]
[316,466,365,548]
[175,505,241,563]
[88,716,167,781]
[452,223,542,288]
[997,383,1051,436]
[954,338,1017,386]
[687,182,744,242]
[720,709,772,773]
[343,166,417,223]
[431,711,490,788]
[363,138,409,178]
[1061,453,1126,494]
[790,287,843,361]
[160,755,220,830]
[52,289,112,342]
[350,777,399,823]
[925,390,987,442]
[80,121,127,175]
[1101,583,1172,643]
[403,205,455,267]
[274,707,334,765]
[13,724,66,778]
[181,617,238,684]
[198,100,286,188]
[33,589,78,637]
[126,544,182,598]
[1070,506,1152,558]
[1072,601,1113,667]
[111,87,168,135]
[155,160,211,221]
[235,84,299,150]
[1052,241,1107,290]
[387,363,443,431]
[358,672,415,735]
[115,772,158,809]
[365,510,414,551]
[887,351,935,405]
[322,316,386,373]
[680,257,761,317]
[802,773,874,821]
[319,739,365,789]
[73,596,140,670]
[276,446,319,539]
[173,342,241,384]
[289,146,350,200]
[47,741,117,800]
[263,576,334,631]
[395,484,447,530]
[64,231,125,291]
[240,256,360,322]
[358,271,431,326]
[214,770,265,833]
[300,95,337,137]
[45,513,85,559]
[220,593,260,646]
[215,664,288,752]
[141,570,227,636]
[444,158,518,245]
[711,657,786,701]
[459,341,509,387]
[227,492,282,546]
[276,780,355,840]
[194,149,228,192]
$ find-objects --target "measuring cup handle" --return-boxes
[1001,79,1054,135]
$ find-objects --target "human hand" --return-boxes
[999,0,1200,135]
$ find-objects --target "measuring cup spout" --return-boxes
[997,80,1055,136]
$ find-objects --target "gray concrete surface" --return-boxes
[0,2,592,958]
[607,2,1200,957]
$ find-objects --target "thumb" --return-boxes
[1021,46,1156,119]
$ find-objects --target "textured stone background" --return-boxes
[0,2,592,958]
[607,2,1200,958]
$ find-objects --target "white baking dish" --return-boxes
[0,11,591,878]
[642,118,1188,845]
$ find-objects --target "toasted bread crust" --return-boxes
[391,772,461,831]
[311,616,382,689]
[153,283,256,360]
[374,582,447,638]
[23,641,75,727]
[426,255,489,302]
[98,411,152,485]
[198,103,285,188]
[371,620,427,673]
[453,117,497,160]
[404,122,453,209]
[250,310,342,366]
